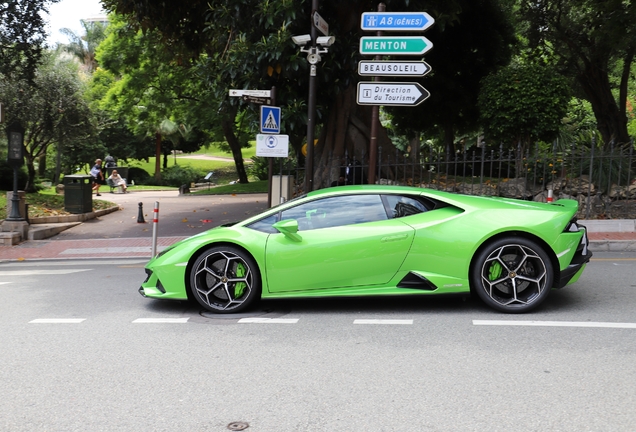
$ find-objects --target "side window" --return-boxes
[382,195,430,219]
[281,194,387,231]
[246,214,279,233]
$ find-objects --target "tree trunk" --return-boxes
[24,156,37,193]
[221,104,249,184]
[312,85,398,189]
[154,132,162,181]
[578,59,630,146]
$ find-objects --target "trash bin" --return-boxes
[64,175,92,214]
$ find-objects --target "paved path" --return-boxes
[0,191,268,261]
[0,190,634,261]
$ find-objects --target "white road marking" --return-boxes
[473,320,636,329]
[132,318,189,323]
[0,282,11,285]
[354,319,413,325]
[29,318,86,324]
[0,269,91,276]
[238,318,299,324]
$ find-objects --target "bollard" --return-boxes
[137,202,146,223]
[547,189,554,203]
[151,201,159,257]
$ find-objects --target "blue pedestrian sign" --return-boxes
[361,12,434,32]
[260,105,281,134]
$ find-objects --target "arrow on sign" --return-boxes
[229,89,271,97]
[358,60,431,77]
[361,12,435,32]
[242,95,272,105]
[357,82,430,106]
[359,36,433,56]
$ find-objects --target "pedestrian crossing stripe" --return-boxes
[260,105,281,133]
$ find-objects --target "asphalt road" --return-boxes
[1,252,635,431]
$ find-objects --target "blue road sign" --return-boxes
[361,12,434,32]
[260,105,281,134]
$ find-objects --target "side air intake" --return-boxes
[397,272,438,291]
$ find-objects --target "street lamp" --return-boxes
[6,121,25,221]
[292,14,335,193]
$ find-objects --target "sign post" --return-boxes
[358,6,435,185]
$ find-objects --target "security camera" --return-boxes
[307,53,321,64]
[316,36,335,47]
[292,34,311,45]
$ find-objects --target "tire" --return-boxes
[189,246,261,314]
[471,237,554,313]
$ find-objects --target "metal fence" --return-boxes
[273,139,636,219]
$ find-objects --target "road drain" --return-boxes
[227,421,249,431]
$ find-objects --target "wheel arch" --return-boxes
[183,241,263,301]
[468,231,560,293]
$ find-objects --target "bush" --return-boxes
[0,160,28,191]
[161,165,205,187]
[126,167,151,185]
[247,156,269,180]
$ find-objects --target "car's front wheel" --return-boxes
[471,237,554,313]
[189,246,261,313]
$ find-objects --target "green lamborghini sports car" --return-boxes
[139,185,592,314]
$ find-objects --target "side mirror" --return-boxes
[272,219,302,242]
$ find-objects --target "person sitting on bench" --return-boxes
[107,169,127,192]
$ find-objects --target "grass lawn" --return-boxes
[0,190,116,220]
[192,180,268,195]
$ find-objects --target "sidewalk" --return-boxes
[0,190,270,262]
[0,190,634,262]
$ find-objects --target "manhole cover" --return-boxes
[227,421,249,431]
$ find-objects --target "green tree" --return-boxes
[59,19,108,73]
[95,15,207,181]
[0,54,96,191]
[478,62,570,174]
[99,1,517,187]
[0,0,58,81]
[520,0,636,146]
[388,0,516,151]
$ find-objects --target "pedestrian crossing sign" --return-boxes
[260,105,281,134]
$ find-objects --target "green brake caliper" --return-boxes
[233,262,247,298]
[488,261,503,281]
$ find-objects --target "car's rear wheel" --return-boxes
[189,246,261,313]
[471,237,553,313]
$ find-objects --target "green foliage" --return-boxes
[160,165,205,187]
[125,167,151,185]
[519,0,636,145]
[0,160,28,191]
[0,0,52,81]
[58,19,108,73]
[247,156,269,181]
[478,63,571,146]
[387,0,517,147]
[0,53,97,191]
